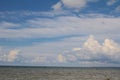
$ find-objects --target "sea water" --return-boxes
[0,67,120,80]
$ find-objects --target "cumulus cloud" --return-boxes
[0,35,120,66]
[58,54,66,63]
[83,35,102,54]
[107,0,118,6]
[102,39,119,54]
[0,49,20,62]
[7,49,20,62]
[64,35,120,64]
[52,0,98,11]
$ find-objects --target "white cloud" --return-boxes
[72,48,81,51]
[0,35,120,66]
[16,35,120,65]
[107,0,118,6]
[0,21,20,29]
[102,39,119,54]
[83,35,102,54]
[62,0,87,9]
[65,35,120,64]
[7,49,20,62]
[58,54,66,63]
[0,49,20,62]
[52,0,98,11]
[0,16,120,39]
[0,11,120,66]
[52,2,62,10]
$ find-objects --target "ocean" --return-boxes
[0,67,120,80]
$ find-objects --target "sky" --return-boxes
[0,0,120,67]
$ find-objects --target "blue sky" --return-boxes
[0,0,120,67]
[0,0,58,11]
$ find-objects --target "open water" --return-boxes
[0,67,120,80]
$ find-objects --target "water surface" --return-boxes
[0,67,120,80]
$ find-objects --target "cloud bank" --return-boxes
[0,35,120,66]
[63,35,120,65]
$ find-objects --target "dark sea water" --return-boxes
[0,67,120,80]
